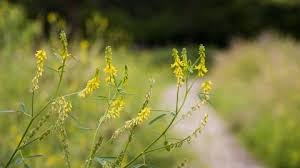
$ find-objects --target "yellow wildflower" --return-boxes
[107,97,125,119]
[79,69,100,98]
[195,44,208,77]
[112,107,151,139]
[201,81,213,101]
[124,107,151,129]
[136,107,151,124]
[171,48,184,86]
[32,50,47,90]
[103,46,117,85]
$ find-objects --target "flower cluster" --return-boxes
[171,48,185,86]
[104,46,117,85]
[201,80,213,101]
[51,96,72,168]
[32,50,47,90]
[107,97,125,119]
[79,69,100,98]
[181,48,189,71]
[112,107,151,139]
[59,31,70,60]
[124,107,151,129]
[52,96,72,122]
[195,44,208,77]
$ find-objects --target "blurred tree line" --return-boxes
[9,0,300,46]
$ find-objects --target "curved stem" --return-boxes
[123,79,198,168]
[122,86,180,168]
[85,86,120,168]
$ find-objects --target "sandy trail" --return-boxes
[162,81,264,168]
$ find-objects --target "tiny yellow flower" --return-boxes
[32,50,47,90]
[79,69,100,98]
[107,97,125,119]
[171,48,185,86]
[195,44,208,77]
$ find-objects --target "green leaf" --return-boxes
[46,66,59,72]
[14,157,23,166]
[0,110,16,113]
[148,114,167,125]
[69,113,95,130]
[18,103,26,113]
[94,156,116,165]
[24,154,44,159]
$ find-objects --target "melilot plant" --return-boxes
[3,31,213,168]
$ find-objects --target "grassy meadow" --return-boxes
[211,34,300,168]
[2,1,300,168]
[0,2,207,168]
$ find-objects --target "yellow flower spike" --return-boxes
[195,44,208,77]
[124,107,151,129]
[103,46,117,85]
[136,107,151,125]
[59,31,70,60]
[79,68,100,98]
[181,48,189,71]
[201,80,213,101]
[171,48,185,86]
[107,97,125,119]
[32,49,47,91]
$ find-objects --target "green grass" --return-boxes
[211,34,300,168]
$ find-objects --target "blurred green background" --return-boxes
[1,0,300,167]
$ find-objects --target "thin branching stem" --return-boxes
[122,85,181,168]
[4,99,53,168]
[123,78,198,168]
[85,84,121,168]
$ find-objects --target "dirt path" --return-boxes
[162,81,264,168]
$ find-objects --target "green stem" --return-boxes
[115,128,135,166]
[31,91,34,117]
[85,87,119,168]
[144,136,190,154]
[123,79,198,168]
[4,119,34,168]
[55,59,66,96]
[122,86,180,168]
[4,100,53,168]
